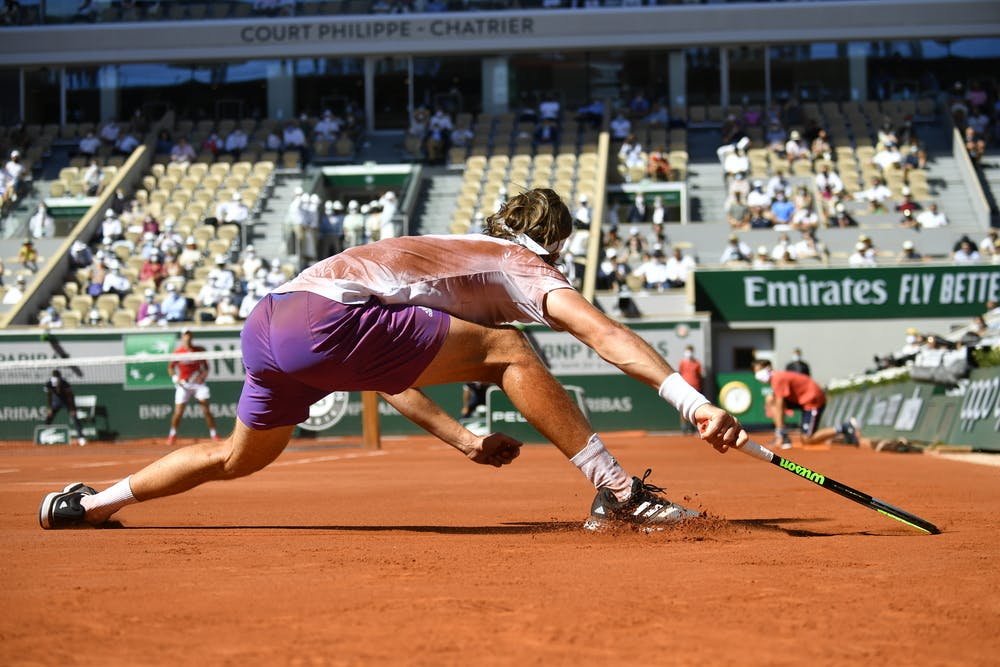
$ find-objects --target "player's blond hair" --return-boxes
[483,188,573,251]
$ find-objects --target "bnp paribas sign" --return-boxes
[695,266,1000,321]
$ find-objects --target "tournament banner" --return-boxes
[695,265,1000,321]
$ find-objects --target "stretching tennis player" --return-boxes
[39,188,748,532]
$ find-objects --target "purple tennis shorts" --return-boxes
[238,291,450,429]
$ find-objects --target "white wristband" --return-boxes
[658,373,710,425]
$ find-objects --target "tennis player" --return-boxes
[39,188,748,532]
[166,328,219,445]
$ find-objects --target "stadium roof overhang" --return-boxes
[0,0,998,68]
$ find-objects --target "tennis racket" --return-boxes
[738,440,940,535]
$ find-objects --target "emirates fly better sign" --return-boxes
[694,266,1000,321]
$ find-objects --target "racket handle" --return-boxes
[737,439,775,462]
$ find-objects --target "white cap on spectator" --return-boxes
[215,254,227,265]
[903,240,915,249]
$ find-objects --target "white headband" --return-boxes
[499,221,562,256]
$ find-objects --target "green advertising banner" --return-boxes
[124,332,180,389]
[695,265,1000,321]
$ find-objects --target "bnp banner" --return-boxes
[695,265,1000,321]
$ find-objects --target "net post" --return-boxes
[361,391,381,450]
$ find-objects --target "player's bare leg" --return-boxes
[409,320,592,459]
[81,420,294,524]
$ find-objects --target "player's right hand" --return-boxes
[695,404,748,454]
[171,374,181,386]
[466,432,523,468]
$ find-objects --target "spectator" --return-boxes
[424,108,453,164]
[28,203,55,238]
[849,241,877,267]
[964,125,986,165]
[830,202,858,228]
[626,194,647,223]
[895,187,922,215]
[747,206,771,230]
[647,146,671,181]
[170,137,196,164]
[784,129,810,165]
[200,133,221,157]
[746,179,771,209]
[769,189,795,229]
[815,163,844,196]
[538,94,561,123]
[319,201,344,259]
[77,131,101,158]
[609,111,631,141]
[216,192,249,228]
[265,258,287,289]
[632,249,671,290]
[785,348,811,376]
[69,240,93,269]
[978,229,998,255]
[901,135,927,171]
[596,248,628,292]
[136,288,157,322]
[214,295,239,325]
[224,127,249,157]
[283,120,307,155]
[18,238,39,272]
[872,141,902,172]
[770,233,796,262]
[793,229,827,263]
[899,208,920,230]
[161,282,189,322]
[140,251,168,288]
[137,302,165,327]
[313,110,341,141]
[98,120,119,146]
[953,238,981,264]
[115,130,140,155]
[101,209,123,242]
[533,117,559,148]
[752,245,775,270]
[573,194,592,226]
[2,274,26,304]
[154,129,174,156]
[83,159,103,196]
[38,305,63,329]
[856,176,892,212]
[897,239,923,263]
[101,265,132,300]
[719,137,750,180]
[719,233,751,264]
[765,170,790,201]
[810,128,832,161]
[664,246,696,288]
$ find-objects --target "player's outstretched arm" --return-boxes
[378,388,522,467]
[545,288,748,453]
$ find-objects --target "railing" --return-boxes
[951,126,991,229]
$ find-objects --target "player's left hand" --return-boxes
[466,432,523,467]
[695,404,748,454]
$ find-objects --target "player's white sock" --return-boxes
[209,428,218,438]
[168,428,177,437]
[80,475,137,522]
[570,434,633,501]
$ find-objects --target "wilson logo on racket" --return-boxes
[778,459,826,484]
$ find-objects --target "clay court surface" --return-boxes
[3,432,998,666]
